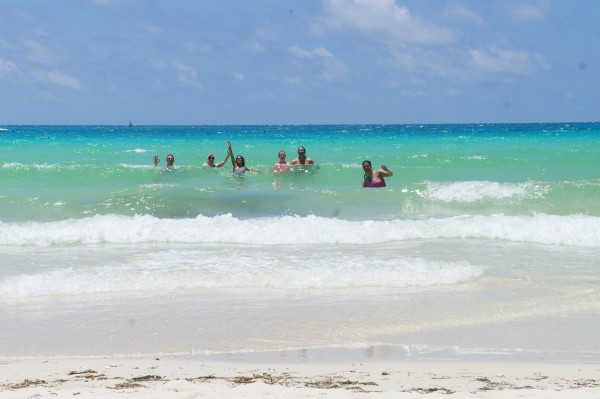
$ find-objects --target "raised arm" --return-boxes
[216,151,230,168]
[227,141,235,168]
[379,165,393,177]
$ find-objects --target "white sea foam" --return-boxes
[118,163,155,169]
[0,213,598,247]
[125,148,151,153]
[1,162,57,169]
[0,251,481,298]
[462,155,487,160]
[423,181,548,202]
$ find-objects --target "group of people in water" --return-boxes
[153,141,393,188]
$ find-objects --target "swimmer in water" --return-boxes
[290,146,315,165]
[204,151,230,168]
[273,150,291,173]
[153,154,175,170]
[362,160,392,188]
[227,141,257,176]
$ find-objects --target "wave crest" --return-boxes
[0,213,598,247]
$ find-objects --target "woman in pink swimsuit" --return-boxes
[362,160,393,188]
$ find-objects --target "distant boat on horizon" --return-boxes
[128,120,133,127]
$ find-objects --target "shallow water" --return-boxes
[1,124,599,359]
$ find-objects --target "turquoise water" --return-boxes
[2,124,599,222]
[1,124,599,358]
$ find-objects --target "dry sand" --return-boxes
[1,355,599,398]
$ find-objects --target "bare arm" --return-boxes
[227,141,235,168]
[378,165,393,177]
[216,151,230,168]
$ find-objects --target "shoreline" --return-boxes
[2,353,599,398]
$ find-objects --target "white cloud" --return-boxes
[0,58,19,78]
[313,47,334,59]
[232,71,245,82]
[89,0,117,6]
[468,47,547,75]
[282,76,304,87]
[387,46,455,78]
[319,0,456,45]
[398,89,426,97]
[243,40,266,53]
[288,46,314,59]
[152,59,202,90]
[181,41,210,53]
[23,40,63,65]
[151,58,168,69]
[444,4,484,26]
[288,46,332,59]
[288,46,347,82]
[89,0,135,7]
[45,70,81,90]
[32,28,51,37]
[0,38,11,50]
[144,23,163,35]
[510,4,546,21]
[170,61,202,90]
[319,60,348,81]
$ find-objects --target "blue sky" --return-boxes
[1,0,598,124]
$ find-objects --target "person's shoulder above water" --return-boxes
[227,140,258,176]
[152,154,176,171]
[362,160,392,188]
[290,146,316,165]
[274,150,291,173]
[204,151,230,168]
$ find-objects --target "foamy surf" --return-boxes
[0,252,481,298]
[0,213,598,247]
[422,181,548,202]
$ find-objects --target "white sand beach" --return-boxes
[2,355,599,398]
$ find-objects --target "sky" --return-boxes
[0,0,599,125]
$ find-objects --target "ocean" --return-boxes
[1,123,599,360]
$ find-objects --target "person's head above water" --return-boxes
[290,146,315,165]
[166,154,175,166]
[235,155,245,167]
